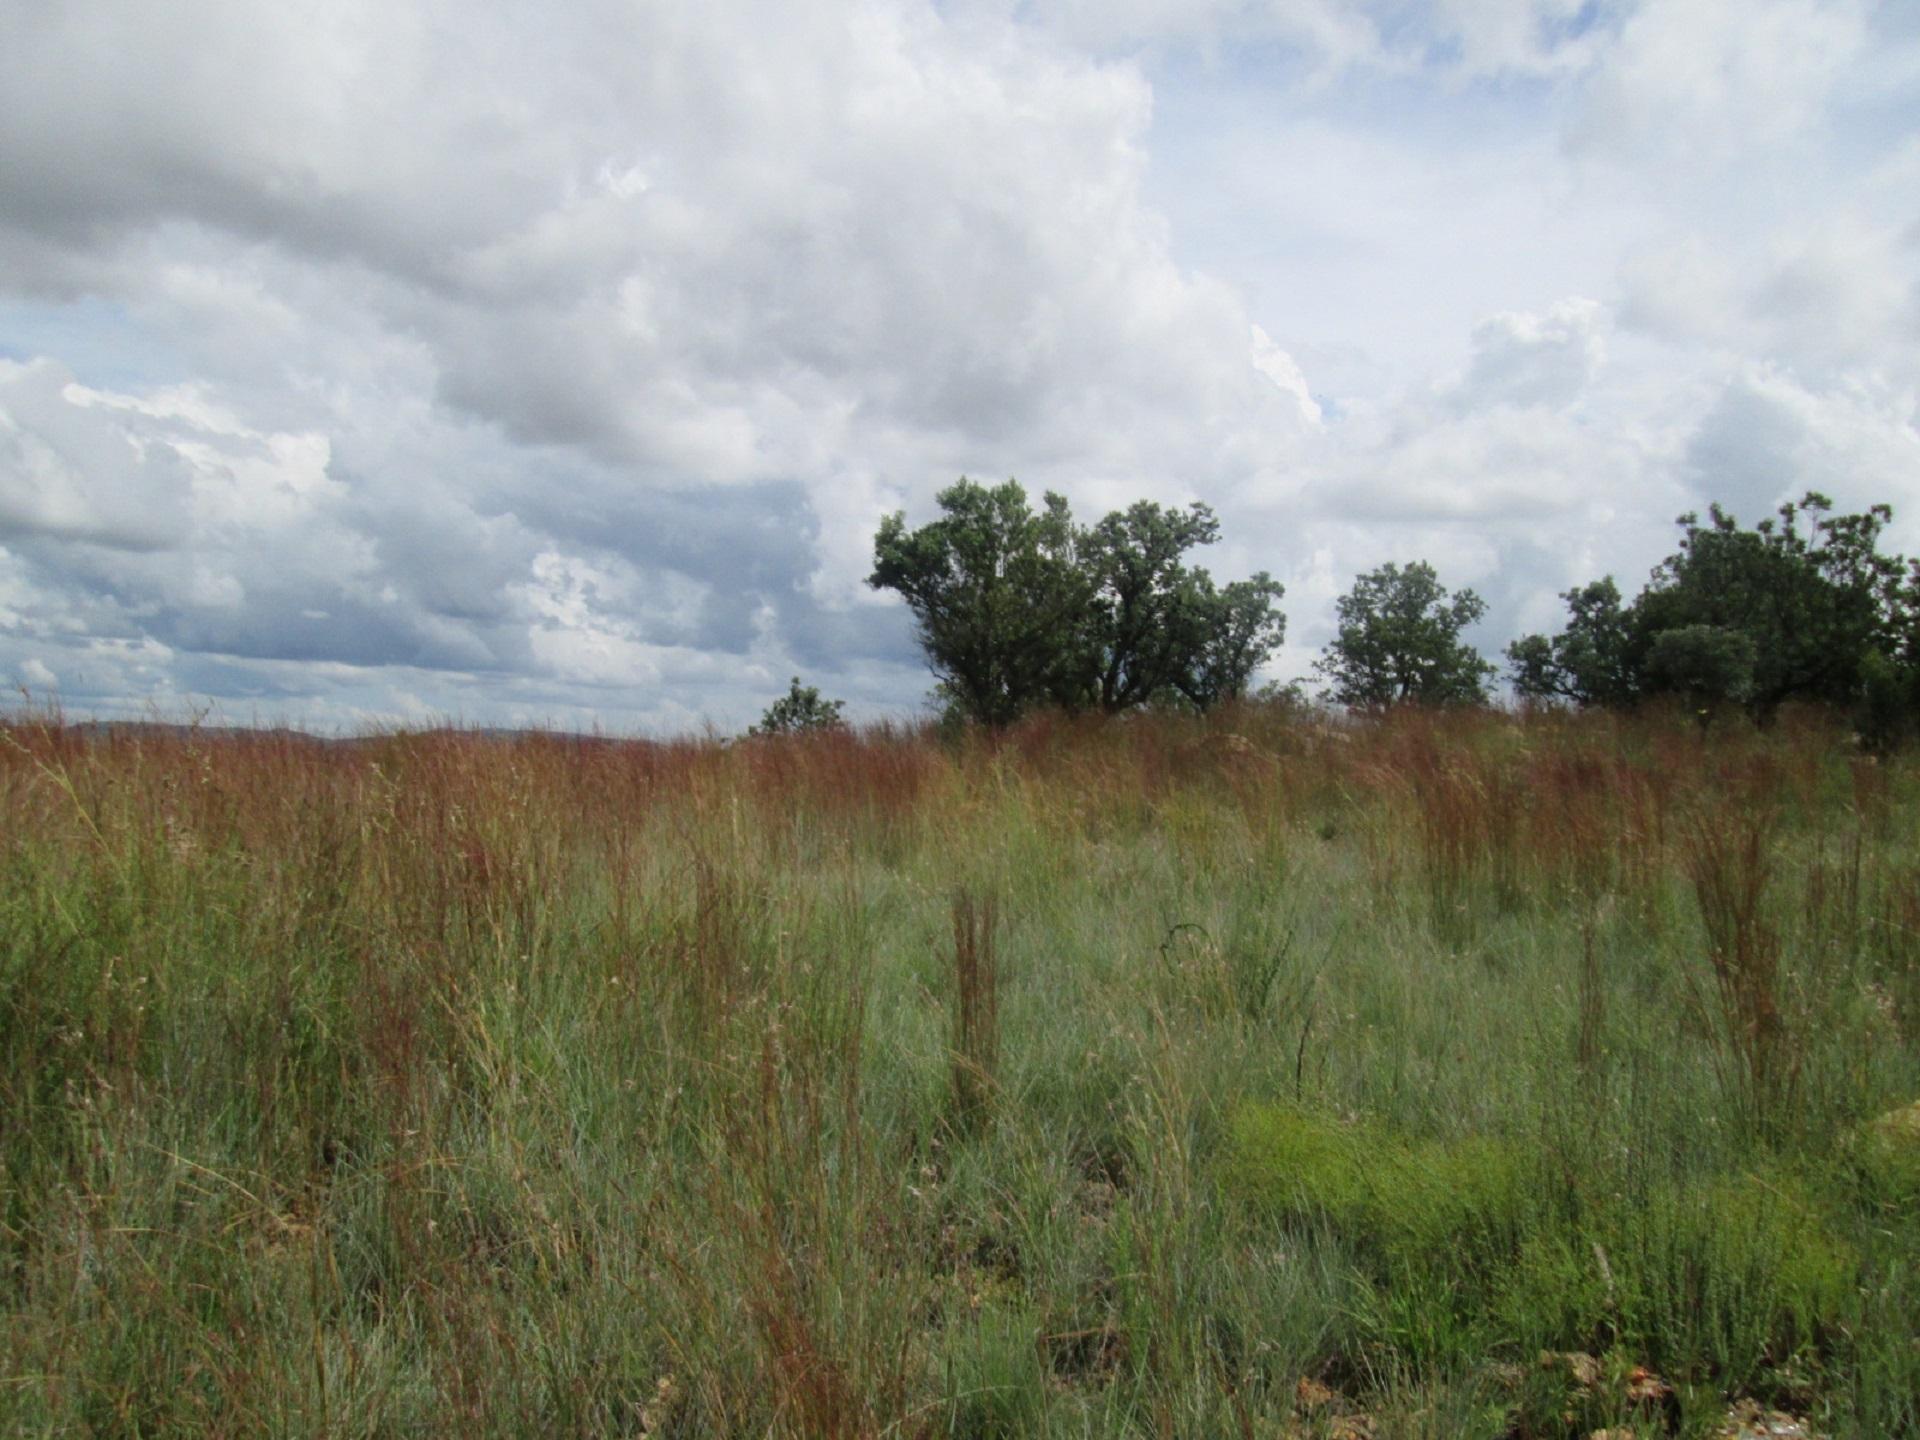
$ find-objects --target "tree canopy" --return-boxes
[1635,493,1905,714]
[1643,625,1757,725]
[870,480,1285,726]
[1504,577,1637,709]
[750,676,847,737]
[870,479,1920,743]
[1313,561,1495,708]
[869,480,1088,728]
[1509,492,1920,737]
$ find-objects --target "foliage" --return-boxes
[1850,1101,1920,1210]
[749,675,847,736]
[1637,492,1905,716]
[869,478,1088,727]
[1496,1174,1854,1392]
[1508,577,1639,707]
[871,481,1284,725]
[1516,494,1920,737]
[1173,571,1289,710]
[1223,1104,1528,1273]
[1314,560,1495,707]
[1644,624,1757,719]
[1859,646,1920,752]
[1067,499,1222,711]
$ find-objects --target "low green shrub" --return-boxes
[1222,1102,1529,1273]
[1228,1105,1855,1389]
[1498,1170,1854,1392]
[1620,1172,1853,1388]
[1849,1099,1920,1210]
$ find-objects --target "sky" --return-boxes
[2,0,1917,732]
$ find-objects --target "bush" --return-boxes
[1222,1103,1528,1272]
[1850,1100,1920,1210]
[1226,1105,1854,1388]
[1497,1172,1854,1389]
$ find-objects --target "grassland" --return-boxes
[1,703,1917,1437]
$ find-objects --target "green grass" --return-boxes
[1,704,1917,1436]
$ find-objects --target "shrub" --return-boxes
[1498,1172,1854,1389]
[1850,1100,1920,1210]
[1221,1103,1528,1272]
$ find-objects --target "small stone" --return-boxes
[1625,1365,1673,1405]
[1715,1398,1825,1439]
[1295,1376,1339,1410]
[1539,1350,1603,1391]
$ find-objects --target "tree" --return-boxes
[1515,493,1917,728]
[1060,500,1287,714]
[1507,577,1638,707]
[1173,572,1288,710]
[1859,645,1920,751]
[750,676,846,736]
[1071,500,1223,712]
[1633,492,1906,717]
[871,480,1287,726]
[1642,625,1755,726]
[869,479,1088,728]
[1314,561,1495,708]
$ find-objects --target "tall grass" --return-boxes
[948,890,1002,1134]
[2,702,1917,1436]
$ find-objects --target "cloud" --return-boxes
[1423,0,1607,77]
[0,0,1915,722]
[1619,215,1919,379]
[1684,367,1920,533]
[986,0,1382,69]
[976,0,1609,78]
[1570,0,1872,161]
[0,359,198,550]
[1456,298,1608,411]
[1,0,1340,726]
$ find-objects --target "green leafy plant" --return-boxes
[749,675,847,736]
[1313,561,1495,708]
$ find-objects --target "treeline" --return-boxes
[775,481,1920,742]
[1507,493,1920,744]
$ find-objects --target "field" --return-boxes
[2,704,1918,1437]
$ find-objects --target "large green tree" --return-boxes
[869,479,1087,728]
[1633,492,1905,716]
[1643,624,1757,726]
[1061,500,1284,713]
[1070,500,1222,712]
[871,481,1286,725]
[1511,492,1916,726]
[1314,561,1494,708]
[1173,572,1289,710]
[1507,577,1638,708]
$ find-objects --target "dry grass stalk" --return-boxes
[1683,806,1798,1133]
[949,889,1001,1131]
